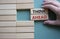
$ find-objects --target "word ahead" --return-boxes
[31,15,48,20]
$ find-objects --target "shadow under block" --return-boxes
[0,4,16,9]
[16,21,34,27]
[17,27,34,33]
[16,3,34,9]
[0,22,16,27]
[0,0,16,3]
[17,0,34,3]
[0,10,16,15]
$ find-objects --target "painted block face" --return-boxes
[31,8,48,20]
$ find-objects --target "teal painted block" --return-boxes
[17,9,30,21]
[34,0,60,39]
[34,0,43,8]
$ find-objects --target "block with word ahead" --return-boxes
[31,8,48,20]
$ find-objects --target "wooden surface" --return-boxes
[17,0,34,3]
[0,10,16,15]
[0,33,34,38]
[0,0,16,3]
[0,4,16,9]
[0,22,16,27]
[17,33,34,38]
[0,27,16,32]
[16,3,34,9]
[0,16,16,21]
[0,0,34,39]
[17,27,34,33]
[16,21,34,27]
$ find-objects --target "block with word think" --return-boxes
[31,8,48,20]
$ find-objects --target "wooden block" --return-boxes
[0,38,17,39]
[17,27,34,33]
[0,0,16,3]
[0,27,16,32]
[0,38,34,39]
[0,4,16,9]
[16,21,34,27]
[17,0,34,3]
[17,38,34,39]
[0,22,16,27]
[17,33,34,38]
[0,10,16,15]
[0,16,16,21]
[0,33,34,39]
[16,3,34,9]
[0,33,16,38]
[31,8,48,20]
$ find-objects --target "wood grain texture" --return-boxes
[0,33,16,38]
[0,38,34,39]
[0,27,34,33]
[0,4,16,9]
[17,38,34,39]
[17,0,34,3]
[0,16,16,21]
[0,22,16,27]
[16,21,34,27]
[17,27,34,32]
[0,0,16,3]
[0,10,16,15]
[0,27,16,32]
[17,33,34,38]
[16,3,34,9]
[0,33,34,38]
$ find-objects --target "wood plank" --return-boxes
[16,3,34,9]
[17,27,34,32]
[0,16,16,21]
[0,0,16,3]
[0,10,16,15]
[0,33,16,38]
[0,38,34,39]
[17,38,34,39]
[0,33,34,38]
[17,33,34,38]
[16,21,34,27]
[0,27,34,33]
[0,38,17,39]
[0,22,16,27]
[0,27,16,32]
[17,0,34,3]
[0,4,16,9]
